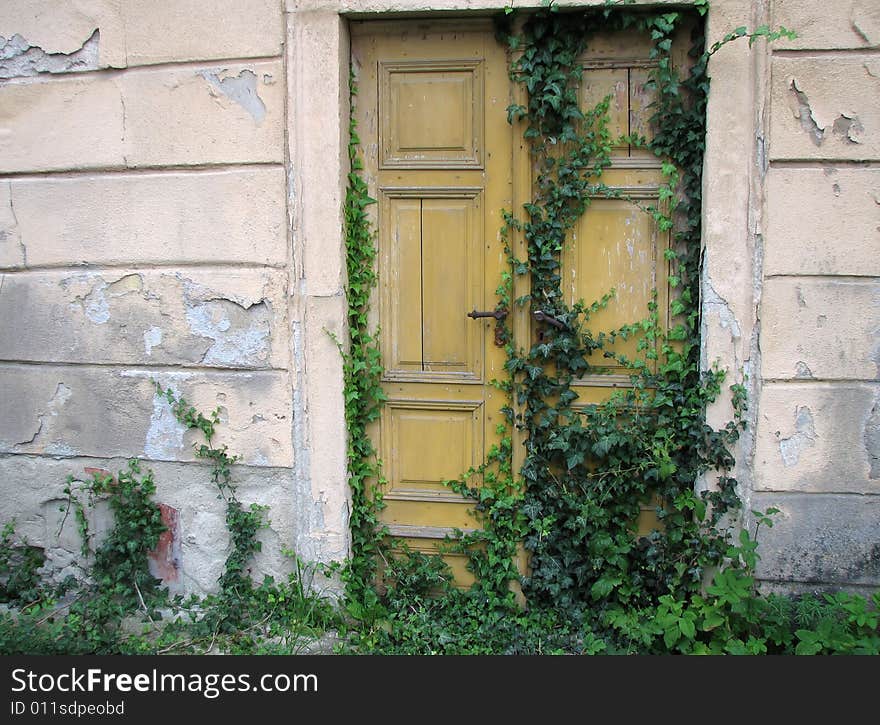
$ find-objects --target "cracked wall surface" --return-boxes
[0,0,878,597]
[752,0,880,589]
[0,0,338,596]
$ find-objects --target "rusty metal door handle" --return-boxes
[532,310,566,329]
[467,309,508,321]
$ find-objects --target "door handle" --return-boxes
[467,309,508,321]
[532,310,566,329]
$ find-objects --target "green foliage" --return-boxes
[155,382,266,602]
[492,5,754,619]
[339,70,390,618]
[0,521,46,606]
[0,391,338,655]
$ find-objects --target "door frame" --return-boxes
[285,1,763,571]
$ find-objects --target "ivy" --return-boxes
[492,6,798,619]
[339,4,844,654]
[338,71,390,622]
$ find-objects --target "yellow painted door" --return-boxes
[351,20,686,577]
[559,28,690,534]
[351,20,513,581]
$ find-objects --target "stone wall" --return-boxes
[0,0,877,595]
[0,0,350,594]
[749,0,880,591]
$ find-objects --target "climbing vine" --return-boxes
[340,3,811,651]
[339,72,390,620]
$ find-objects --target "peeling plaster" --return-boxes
[779,406,817,468]
[788,79,866,147]
[795,361,814,379]
[144,391,187,461]
[185,299,271,367]
[701,275,742,372]
[199,69,266,123]
[866,397,880,479]
[832,114,865,144]
[15,382,73,450]
[64,272,144,326]
[789,80,825,146]
[851,5,879,46]
[143,326,163,356]
[0,29,99,79]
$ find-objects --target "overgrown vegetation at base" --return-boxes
[1,5,878,656]
[0,388,338,656]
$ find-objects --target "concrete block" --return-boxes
[770,56,880,161]
[751,491,880,587]
[122,61,284,167]
[123,0,282,66]
[289,12,347,296]
[0,75,125,173]
[771,0,880,50]
[0,268,289,369]
[0,181,24,269]
[761,278,880,380]
[765,167,880,276]
[0,366,294,467]
[0,455,305,595]
[8,168,287,267]
[754,383,879,493]
[1,1,283,74]
[0,0,126,69]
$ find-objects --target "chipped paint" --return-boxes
[779,406,817,468]
[0,29,99,79]
[1,181,25,267]
[787,79,868,147]
[143,326,163,356]
[63,273,144,326]
[866,397,880,479]
[144,391,187,460]
[832,114,864,144]
[199,68,266,123]
[789,80,825,146]
[185,299,271,367]
[795,361,814,379]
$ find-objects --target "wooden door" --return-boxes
[351,20,513,581]
[560,28,689,534]
[351,20,684,578]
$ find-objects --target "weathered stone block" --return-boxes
[122,61,284,167]
[123,0,282,66]
[0,455,302,595]
[289,12,347,296]
[0,366,293,467]
[765,167,880,276]
[770,57,880,161]
[0,76,125,173]
[0,269,289,369]
[771,0,880,50]
[0,181,24,269]
[0,0,126,69]
[0,61,283,173]
[751,491,880,587]
[8,168,287,267]
[761,278,880,380]
[0,1,283,72]
[754,383,879,493]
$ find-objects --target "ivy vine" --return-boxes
[342,4,799,643]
